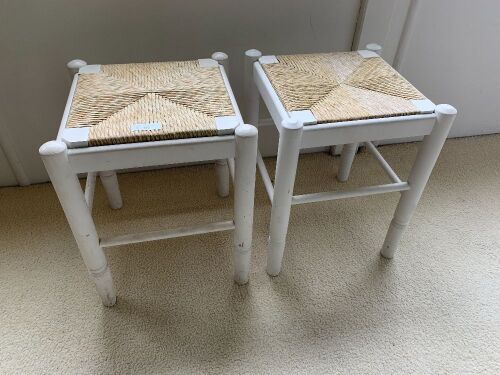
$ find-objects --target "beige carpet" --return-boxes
[1,135,499,374]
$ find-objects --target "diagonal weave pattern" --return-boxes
[66,61,235,146]
[262,52,427,123]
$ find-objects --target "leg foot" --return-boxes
[233,249,251,285]
[90,264,117,306]
[266,238,286,276]
[380,219,406,259]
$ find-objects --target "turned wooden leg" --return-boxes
[212,52,231,198]
[244,49,262,126]
[233,124,258,284]
[40,141,116,306]
[267,119,303,276]
[381,105,457,258]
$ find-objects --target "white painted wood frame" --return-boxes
[246,48,457,276]
[40,54,258,306]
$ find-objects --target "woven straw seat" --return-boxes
[63,59,236,147]
[262,51,430,124]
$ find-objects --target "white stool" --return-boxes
[40,53,258,306]
[244,46,457,276]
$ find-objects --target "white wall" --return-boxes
[395,0,500,138]
[0,0,361,185]
[0,147,17,187]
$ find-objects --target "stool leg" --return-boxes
[39,141,116,306]
[337,142,358,182]
[244,49,262,126]
[215,159,230,197]
[233,124,258,284]
[267,119,303,276]
[99,171,123,209]
[381,105,457,258]
[212,52,231,198]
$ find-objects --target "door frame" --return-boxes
[353,0,414,66]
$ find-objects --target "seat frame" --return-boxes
[244,46,457,276]
[40,53,258,306]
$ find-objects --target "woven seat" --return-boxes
[63,59,236,147]
[262,51,430,124]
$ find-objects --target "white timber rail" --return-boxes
[100,220,235,248]
[256,137,409,207]
[364,141,401,183]
[291,182,410,205]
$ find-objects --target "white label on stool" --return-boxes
[130,122,162,132]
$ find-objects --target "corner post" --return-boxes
[66,59,87,79]
[381,105,457,258]
[244,49,262,126]
[212,51,231,197]
[366,43,382,56]
[211,51,229,74]
[39,141,116,306]
[233,124,258,284]
[367,43,382,147]
[267,119,303,276]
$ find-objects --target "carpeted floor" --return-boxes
[1,135,499,374]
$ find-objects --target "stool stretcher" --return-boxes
[100,220,235,248]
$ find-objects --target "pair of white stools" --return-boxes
[40,45,456,306]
